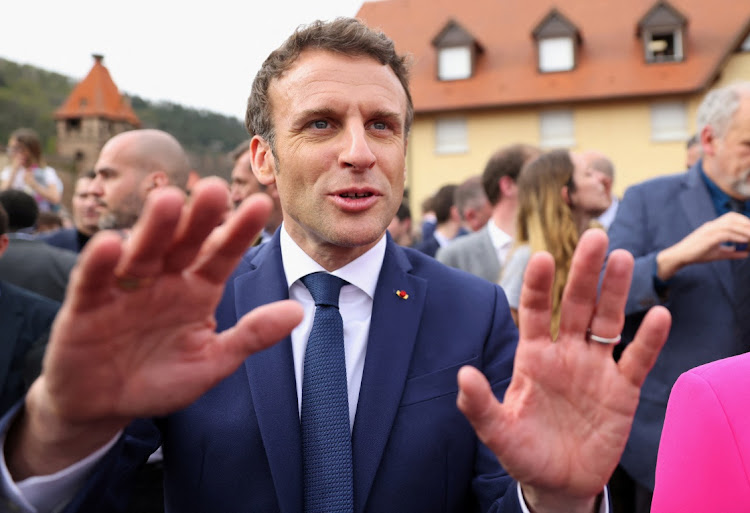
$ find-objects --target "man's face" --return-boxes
[90,139,148,230]
[255,50,408,265]
[230,150,262,208]
[569,152,611,217]
[71,177,100,235]
[709,95,750,198]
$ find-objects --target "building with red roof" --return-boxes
[357,0,750,216]
[55,54,140,173]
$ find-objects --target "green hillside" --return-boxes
[0,57,248,178]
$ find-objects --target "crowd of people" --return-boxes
[0,16,748,513]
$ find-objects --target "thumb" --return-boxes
[457,366,507,451]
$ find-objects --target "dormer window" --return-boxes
[532,9,582,73]
[438,47,472,81]
[637,1,687,63]
[432,20,483,81]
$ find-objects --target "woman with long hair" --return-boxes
[500,149,611,335]
[1,128,62,212]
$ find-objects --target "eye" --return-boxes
[311,120,329,129]
[372,121,388,130]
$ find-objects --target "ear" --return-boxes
[561,185,571,206]
[499,176,517,198]
[700,125,717,157]
[145,171,169,192]
[251,135,277,186]
[0,234,8,259]
[449,205,461,223]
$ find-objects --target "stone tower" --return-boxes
[55,54,140,173]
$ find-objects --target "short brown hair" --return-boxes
[482,144,540,205]
[246,17,413,152]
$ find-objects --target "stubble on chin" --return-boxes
[730,169,750,199]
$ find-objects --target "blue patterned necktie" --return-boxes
[300,272,354,513]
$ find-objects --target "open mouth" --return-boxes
[339,192,373,199]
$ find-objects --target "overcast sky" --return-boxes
[1,0,369,119]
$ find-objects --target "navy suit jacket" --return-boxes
[48,233,523,513]
[607,162,750,490]
[38,228,83,253]
[0,281,58,416]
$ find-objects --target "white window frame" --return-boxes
[438,46,472,81]
[539,110,575,148]
[435,117,469,154]
[539,37,575,72]
[650,101,688,141]
[645,29,683,62]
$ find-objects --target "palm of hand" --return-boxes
[44,269,227,421]
[490,334,640,497]
[36,181,303,427]
[457,229,671,508]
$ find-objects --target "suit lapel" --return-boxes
[351,241,426,512]
[0,285,22,390]
[680,167,734,302]
[236,239,303,513]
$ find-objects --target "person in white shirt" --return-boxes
[0,128,62,213]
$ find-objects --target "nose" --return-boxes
[87,174,105,198]
[230,186,241,205]
[339,124,376,171]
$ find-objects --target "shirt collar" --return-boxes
[279,224,386,299]
[699,160,747,215]
[487,219,513,251]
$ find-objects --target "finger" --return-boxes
[114,187,185,278]
[189,193,273,284]
[456,366,509,453]
[557,229,609,340]
[517,251,554,343]
[618,306,671,387]
[163,178,246,272]
[215,300,304,369]
[587,249,633,347]
[64,231,123,313]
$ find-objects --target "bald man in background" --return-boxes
[581,150,617,230]
[90,129,191,232]
[87,128,192,513]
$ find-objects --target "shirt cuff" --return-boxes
[0,407,121,513]
[517,482,610,513]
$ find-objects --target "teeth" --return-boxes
[340,192,372,198]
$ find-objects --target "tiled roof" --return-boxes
[55,55,140,125]
[357,0,750,113]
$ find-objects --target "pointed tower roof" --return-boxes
[55,54,140,126]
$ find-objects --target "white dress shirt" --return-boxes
[487,219,514,268]
[280,226,385,428]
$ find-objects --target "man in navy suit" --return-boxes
[0,204,58,417]
[39,170,99,253]
[606,81,750,513]
[0,18,670,513]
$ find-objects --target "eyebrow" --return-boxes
[295,107,404,127]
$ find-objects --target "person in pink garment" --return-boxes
[652,352,750,512]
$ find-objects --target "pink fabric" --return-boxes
[652,353,750,512]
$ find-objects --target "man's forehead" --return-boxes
[269,49,407,109]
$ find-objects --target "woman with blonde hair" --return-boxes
[500,148,611,335]
[1,128,63,212]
